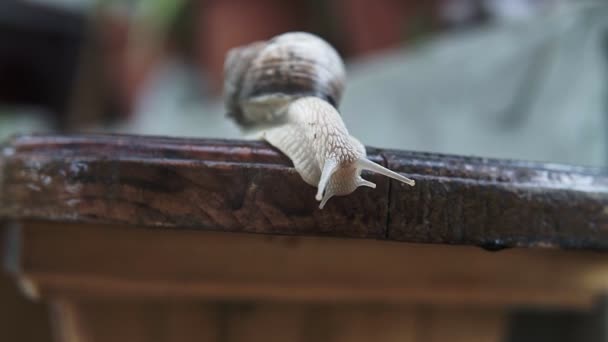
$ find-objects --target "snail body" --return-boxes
[224,32,414,209]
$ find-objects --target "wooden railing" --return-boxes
[2,134,608,342]
[2,133,607,248]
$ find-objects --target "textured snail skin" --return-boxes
[264,97,415,209]
[224,32,415,208]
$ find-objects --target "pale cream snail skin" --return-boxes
[223,32,415,209]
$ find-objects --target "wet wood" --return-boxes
[384,150,608,250]
[1,133,607,249]
[0,134,388,239]
[2,133,607,342]
[7,221,608,308]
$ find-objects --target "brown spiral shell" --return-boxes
[223,32,346,127]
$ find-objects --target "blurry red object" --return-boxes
[196,0,307,94]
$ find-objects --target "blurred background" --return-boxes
[2,1,608,341]
[1,0,606,167]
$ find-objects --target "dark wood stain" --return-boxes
[1,133,608,250]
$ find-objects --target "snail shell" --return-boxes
[224,32,345,127]
[224,32,414,209]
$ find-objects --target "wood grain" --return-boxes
[8,221,608,308]
[0,134,388,239]
[1,134,608,249]
[384,150,608,249]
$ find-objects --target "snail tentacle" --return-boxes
[355,158,416,187]
[316,158,339,201]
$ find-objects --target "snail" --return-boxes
[224,32,415,209]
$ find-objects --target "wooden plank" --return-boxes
[0,134,388,239]
[7,221,608,308]
[51,301,504,342]
[2,134,608,249]
[220,303,308,342]
[0,273,53,342]
[218,303,419,342]
[52,300,219,342]
[316,305,418,342]
[421,307,506,342]
[0,223,53,342]
[384,150,608,249]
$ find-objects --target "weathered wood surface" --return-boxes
[0,134,389,238]
[1,134,607,249]
[384,150,608,249]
